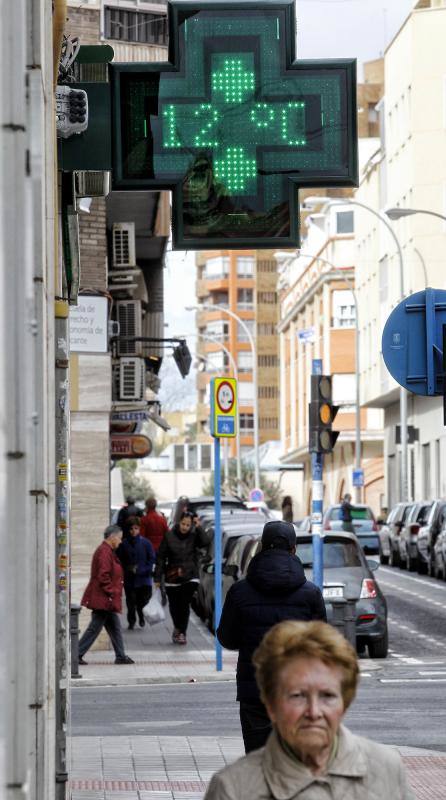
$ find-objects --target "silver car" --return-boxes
[398,501,432,571]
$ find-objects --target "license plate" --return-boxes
[323,586,344,599]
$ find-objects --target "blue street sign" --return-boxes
[382,288,446,396]
[249,488,264,503]
[352,468,364,488]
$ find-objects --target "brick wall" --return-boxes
[78,198,108,291]
[65,6,100,44]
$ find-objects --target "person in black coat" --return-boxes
[117,496,143,538]
[217,520,327,754]
[117,516,155,630]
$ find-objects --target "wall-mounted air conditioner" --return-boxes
[116,299,142,356]
[74,170,110,198]
[118,358,146,402]
[112,222,136,268]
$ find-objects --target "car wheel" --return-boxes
[399,551,407,569]
[418,560,428,575]
[379,547,389,566]
[389,547,400,568]
[368,629,389,659]
[408,555,417,572]
[434,560,441,580]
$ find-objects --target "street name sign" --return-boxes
[110,0,358,250]
[382,288,446,396]
[210,376,238,437]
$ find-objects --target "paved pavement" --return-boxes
[70,574,446,798]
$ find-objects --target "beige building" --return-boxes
[195,250,280,456]
[355,0,446,507]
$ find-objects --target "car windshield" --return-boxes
[328,506,374,521]
[297,540,362,568]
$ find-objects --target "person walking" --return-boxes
[281,495,294,523]
[78,524,134,665]
[117,495,143,538]
[217,520,327,753]
[205,621,415,799]
[341,492,355,533]
[154,511,210,645]
[140,496,168,552]
[117,516,156,630]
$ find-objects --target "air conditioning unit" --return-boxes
[74,170,110,198]
[116,299,142,356]
[118,358,146,402]
[112,222,136,268]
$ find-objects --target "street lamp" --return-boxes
[186,303,260,489]
[302,196,409,503]
[194,332,242,495]
[385,207,446,224]
[278,250,361,502]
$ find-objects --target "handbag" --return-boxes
[165,565,184,583]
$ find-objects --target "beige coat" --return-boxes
[204,726,415,800]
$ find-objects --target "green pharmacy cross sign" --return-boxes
[110,0,358,250]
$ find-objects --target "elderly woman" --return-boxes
[205,621,415,799]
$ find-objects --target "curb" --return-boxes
[71,672,237,688]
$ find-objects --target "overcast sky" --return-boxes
[164,0,415,353]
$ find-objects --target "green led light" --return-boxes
[215,146,257,193]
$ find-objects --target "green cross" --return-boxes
[111,1,357,250]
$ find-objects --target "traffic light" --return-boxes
[308,375,339,453]
[173,340,192,378]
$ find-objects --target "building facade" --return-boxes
[195,250,280,457]
[355,0,446,507]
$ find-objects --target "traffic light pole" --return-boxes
[311,359,324,591]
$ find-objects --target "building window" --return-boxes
[201,444,211,470]
[332,290,356,328]
[237,319,255,342]
[259,385,279,398]
[204,256,229,279]
[237,256,254,277]
[257,291,276,304]
[174,444,184,470]
[260,417,279,430]
[210,290,229,307]
[238,351,253,373]
[258,322,276,335]
[257,260,276,273]
[237,288,254,310]
[188,445,197,471]
[335,210,354,234]
[240,413,254,432]
[104,7,168,44]
[205,320,229,341]
[238,382,255,403]
[258,354,279,367]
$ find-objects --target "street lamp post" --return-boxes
[385,207,446,224]
[186,303,260,489]
[195,333,242,495]
[303,196,409,503]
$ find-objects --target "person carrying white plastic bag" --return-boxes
[143,588,165,625]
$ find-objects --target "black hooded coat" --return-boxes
[217,547,327,702]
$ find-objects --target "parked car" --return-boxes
[169,495,246,525]
[398,501,432,571]
[323,504,380,555]
[381,503,413,568]
[296,516,312,533]
[241,531,388,658]
[433,525,446,580]
[417,499,446,575]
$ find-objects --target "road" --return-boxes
[71,565,446,750]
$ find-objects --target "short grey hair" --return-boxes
[104,524,122,539]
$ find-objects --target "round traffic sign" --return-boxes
[249,488,264,503]
[216,380,235,413]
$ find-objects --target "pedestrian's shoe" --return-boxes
[78,656,88,665]
[138,617,145,628]
[128,624,135,630]
[115,655,135,664]
[172,629,181,644]
[177,633,187,645]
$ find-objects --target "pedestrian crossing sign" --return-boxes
[210,377,238,438]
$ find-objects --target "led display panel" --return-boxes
[110,1,358,250]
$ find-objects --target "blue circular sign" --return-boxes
[249,488,264,503]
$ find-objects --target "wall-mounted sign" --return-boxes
[297,326,316,344]
[69,295,108,353]
[110,434,152,459]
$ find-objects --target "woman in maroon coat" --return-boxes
[78,525,134,665]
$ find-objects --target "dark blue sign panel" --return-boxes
[217,416,235,436]
[382,288,446,396]
[352,468,364,488]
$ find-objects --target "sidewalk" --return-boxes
[71,612,446,799]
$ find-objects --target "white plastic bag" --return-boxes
[143,588,166,626]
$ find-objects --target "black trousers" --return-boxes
[78,610,126,659]
[125,584,151,627]
[239,700,272,753]
[166,582,197,634]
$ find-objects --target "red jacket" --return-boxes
[140,509,168,552]
[81,541,124,612]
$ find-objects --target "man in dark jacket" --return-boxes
[117,496,143,538]
[79,524,135,665]
[217,520,327,753]
[341,492,355,533]
[118,516,155,629]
